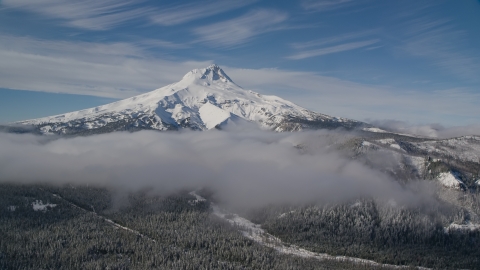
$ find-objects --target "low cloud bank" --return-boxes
[368,119,480,139]
[0,128,433,208]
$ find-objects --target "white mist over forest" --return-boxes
[0,126,436,209]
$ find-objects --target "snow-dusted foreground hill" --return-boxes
[190,191,429,269]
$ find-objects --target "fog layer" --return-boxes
[369,119,480,139]
[0,128,430,208]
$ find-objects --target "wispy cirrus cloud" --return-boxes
[288,30,380,59]
[193,9,288,48]
[400,16,480,81]
[3,0,258,30]
[0,34,210,98]
[291,30,378,50]
[134,38,190,50]
[301,0,354,12]
[1,0,152,30]
[288,39,379,60]
[150,0,256,26]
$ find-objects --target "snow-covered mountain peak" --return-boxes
[18,65,361,134]
[181,64,234,85]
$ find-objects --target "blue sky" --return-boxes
[0,0,479,127]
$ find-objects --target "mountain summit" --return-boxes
[19,65,362,135]
[183,64,234,84]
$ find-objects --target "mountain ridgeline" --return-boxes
[16,65,363,135]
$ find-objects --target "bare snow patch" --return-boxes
[377,138,396,144]
[363,127,388,133]
[7,205,17,211]
[361,141,372,147]
[445,222,480,233]
[437,172,464,189]
[374,139,403,151]
[32,200,57,212]
[39,125,55,135]
[390,144,402,150]
[199,102,231,129]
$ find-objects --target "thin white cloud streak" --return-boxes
[194,9,288,48]
[3,0,257,30]
[0,35,211,98]
[150,0,256,26]
[2,0,151,30]
[287,39,379,59]
[400,16,480,81]
[136,38,190,50]
[0,129,433,208]
[301,0,354,12]
[291,30,379,50]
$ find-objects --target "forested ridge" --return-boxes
[1,182,479,269]
[1,183,401,270]
[252,199,480,269]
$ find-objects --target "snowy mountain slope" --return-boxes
[348,131,480,192]
[18,65,362,135]
[402,136,480,163]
